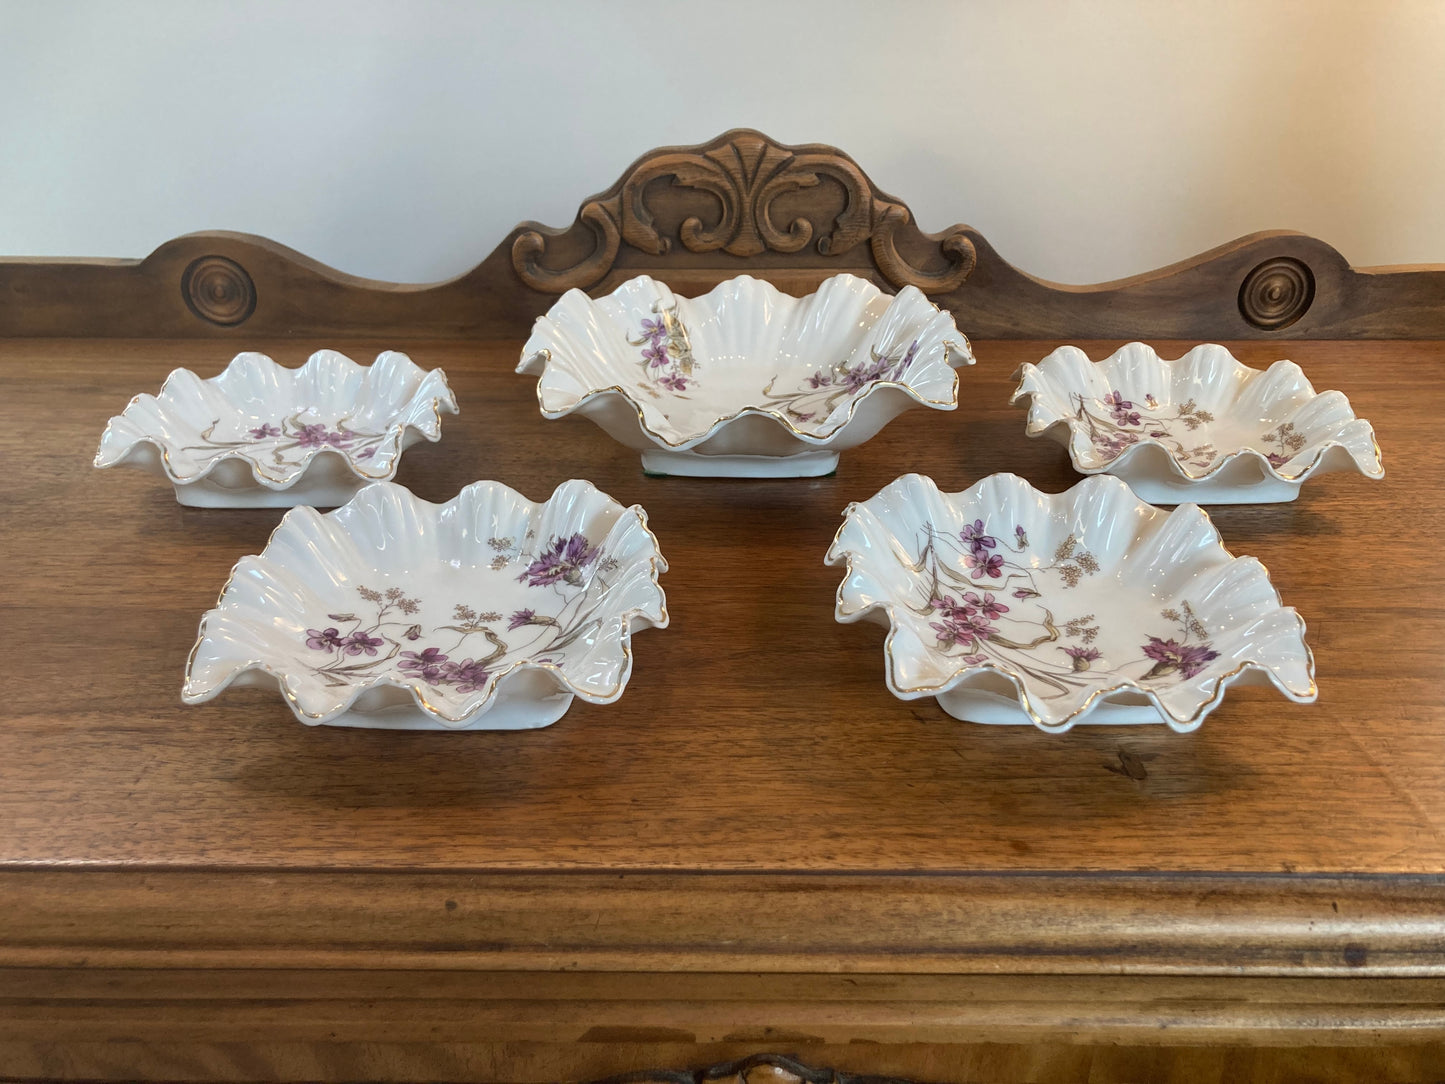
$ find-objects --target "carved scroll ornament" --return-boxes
[511,132,976,295]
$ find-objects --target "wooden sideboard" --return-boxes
[3,132,1444,1084]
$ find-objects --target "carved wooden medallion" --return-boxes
[1238,256,1315,330]
[181,254,256,327]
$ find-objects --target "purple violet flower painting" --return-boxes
[964,591,1009,621]
[305,627,345,651]
[341,631,384,656]
[399,647,450,682]
[960,519,996,554]
[1142,636,1220,679]
[519,533,600,588]
[965,551,1004,579]
[447,659,491,694]
[1062,645,1103,672]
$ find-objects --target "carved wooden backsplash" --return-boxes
[511,132,976,295]
[0,128,1442,339]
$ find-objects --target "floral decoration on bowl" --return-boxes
[1010,342,1383,504]
[95,350,457,507]
[183,479,668,730]
[825,472,1316,732]
[517,273,974,477]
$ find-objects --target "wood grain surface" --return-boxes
[8,1040,1445,1084]
[3,338,1441,872]
[3,337,1444,1079]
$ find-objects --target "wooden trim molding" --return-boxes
[5,869,1445,1060]
[5,873,1445,1053]
[1,129,1443,341]
[5,870,1445,976]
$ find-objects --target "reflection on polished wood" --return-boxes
[1,337,1444,1081]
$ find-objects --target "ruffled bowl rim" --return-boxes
[95,350,458,491]
[182,478,670,727]
[1010,342,1384,487]
[518,273,975,452]
[825,472,1318,734]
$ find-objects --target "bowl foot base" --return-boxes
[1119,473,1302,506]
[210,669,579,730]
[319,690,575,731]
[640,449,839,478]
[936,686,1199,730]
[173,476,369,508]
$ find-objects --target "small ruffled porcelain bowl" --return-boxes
[826,472,1316,733]
[95,350,457,507]
[184,479,668,730]
[517,273,974,478]
[1011,342,1383,504]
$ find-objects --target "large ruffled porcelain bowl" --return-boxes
[517,274,974,477]
[96,350,457,507]
[1011,342,1383,504]
[826,472,1316,732]
[184,479,668,730]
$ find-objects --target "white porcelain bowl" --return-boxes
[826,472,1316,732]
[517,274,974,477]
[1011,342,1383,503]
[184,479,668,730]
[95,350,457,507]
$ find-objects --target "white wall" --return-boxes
[3,0,1444,284]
